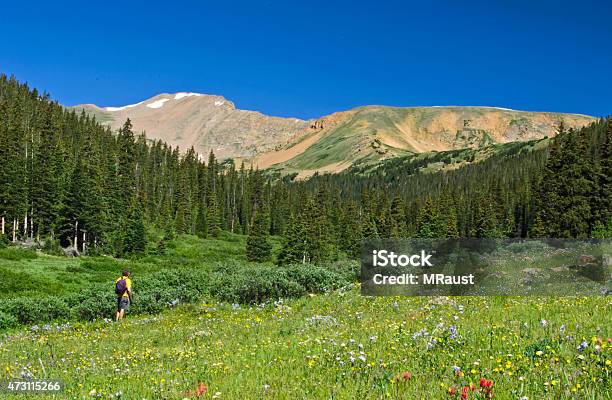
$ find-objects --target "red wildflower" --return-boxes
[480,378,487,388]
[402,371,411,381]
[448,386,457,395]
[461,386,469,399]
[186,382,207,398]
[196,382,207,397]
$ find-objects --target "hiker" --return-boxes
[115,270,133,322]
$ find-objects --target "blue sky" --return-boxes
[1,0,611,118]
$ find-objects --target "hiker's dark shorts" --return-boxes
[117,297,130,311]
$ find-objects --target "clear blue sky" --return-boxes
[1,0,611,118]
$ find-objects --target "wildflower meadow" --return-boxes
[1,288,610,399]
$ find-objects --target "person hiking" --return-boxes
[115,270,133,322]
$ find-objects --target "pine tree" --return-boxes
[472,194,502,238]
[444,207,460,239]
[361,212,379,239]
[246,205,271,262]
[31,103,60,237]
[416,197,443,238]
[389,196,406,238]
[206,194,221,237]
[376,195,391,238]
[3,97,28,241]
[116,119,137,208]
[302,193,335,263]
[246,170,271,261]
[277,213,307,264]
[529,214,548,238]
[592,217,612,239]
[593,121,612,229]
[339,201,362,258]
[122,198,146,256]
[532,126,595,238]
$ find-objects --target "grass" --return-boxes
[0,232,278,300]
[0,291,609,399]
[349,138,548,177]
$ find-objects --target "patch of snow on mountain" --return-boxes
[479,106,516,111]
[214,101,225,106]
[146,99,170,109]
[105,100,145,112]
[430,105,517,111]
[174,92,202,100]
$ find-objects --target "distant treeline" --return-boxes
[0,75,610,262]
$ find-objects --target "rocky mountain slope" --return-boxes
[72,93,308,160]
[253,106,596,177]
[72,95,596,176]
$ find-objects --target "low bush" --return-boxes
[209,263,353,304]
[66,284,116,321]
[0,296,70,324]
[41,238,64,256]
[325,259,360,280]
[80,257,125,272]
[210,267,306,304]
[0,268,46,296]
[0,247,38,261]
[0,311,18,330]
[0,235,9,249]
[285,264,349,293]
[65,265,87,273]
[0,260,354,329]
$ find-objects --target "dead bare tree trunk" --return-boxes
[12,219,17,242]
[231,185,236,233]
[1,216,4,235]
[82,231,86,254]
[24,212,28,238]
[74,220,78,251]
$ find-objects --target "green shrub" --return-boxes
[0,311,18,330]
[62,269,211,319]
[69,287,116,321]
[0,268,45,296]
[210,267,306,304]
[41,238,64,256]
[0,296,69,324]
[324,260,360,280]
[65,265,87,273]
[0,247,38,261]
[81,257,124,272]
[285,264,349,293]
[0,258,353,328]
[64,282,116,320]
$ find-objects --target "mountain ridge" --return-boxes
[71,94,597,176]
[71,93,309,160]
[253,105,596,177]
